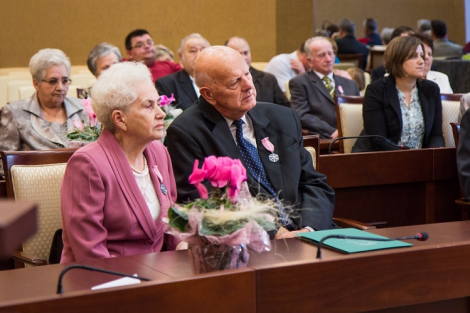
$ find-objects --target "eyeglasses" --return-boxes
[132,40,155,49]
[41,78,72,87]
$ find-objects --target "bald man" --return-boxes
[226,37,289,107]
[167,46,336,239]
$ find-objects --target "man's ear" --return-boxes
[199,87,217,105]
[126,50,133,61]
[112,110,128,132]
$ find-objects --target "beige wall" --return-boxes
[0,0,277,67]
[0,0,466,67]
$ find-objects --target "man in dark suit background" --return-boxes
[290,37,360,139]
[225,36,289,107]
[167,46,336,239]
[155,33,210,110]
[335,19,369,70]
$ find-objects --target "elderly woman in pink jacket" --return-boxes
[61,62,183,263]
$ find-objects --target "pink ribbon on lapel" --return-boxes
[338,85,344,95]
[153,165,163,183]
[261,137,275,153]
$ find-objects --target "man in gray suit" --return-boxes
[289,37,360,139]
[431,20,463,59]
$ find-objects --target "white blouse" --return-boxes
[132,164,161,221]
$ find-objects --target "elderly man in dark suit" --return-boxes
[290,37,360,139]
[155,33,210,110]
[167,46,336,239]
[226,36,289,107]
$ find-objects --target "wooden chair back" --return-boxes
[335,95,364,153]
[0,149,77,266]
[337,54,363,69]
[303,135,320,171]
[441,93,464,147]
[369,49,385,70]
[451,122,460,148]
[1,149,77,199]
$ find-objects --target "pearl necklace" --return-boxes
[130,154,147,175]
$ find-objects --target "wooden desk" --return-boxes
[319,148,461,227]
[0,256,255,313]
[254,221,470,313]
[1,222,470,312]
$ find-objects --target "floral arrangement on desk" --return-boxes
[159,94,182,130]
[168,156,277,273]
[67,98,102,147]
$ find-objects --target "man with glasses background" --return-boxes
[125,29,182,82]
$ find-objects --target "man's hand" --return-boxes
[274,227,311,239]
[176,241,188,250]
[331,129,339,139]
[290,59,306,75]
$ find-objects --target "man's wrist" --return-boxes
[303,226,315,232]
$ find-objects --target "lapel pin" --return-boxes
[261,137,279,162]
[153,165,168,195]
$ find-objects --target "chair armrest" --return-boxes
[333,217,377,230]
[11,250,47,266]
[455,198,470,221]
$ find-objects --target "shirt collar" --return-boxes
[313,70,334,81]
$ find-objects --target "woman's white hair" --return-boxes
[91,61,153,132]
[29,48,71,81]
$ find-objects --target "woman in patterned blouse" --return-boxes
[352,36,445,152]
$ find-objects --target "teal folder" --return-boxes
[297,228,413,254]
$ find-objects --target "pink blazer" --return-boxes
[60,129,178,263]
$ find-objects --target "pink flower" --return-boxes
[72,119,84,131]
[227,160,247,203]
[202,156,221,187]
[160,94,176,106]
[82,97,97,127]
[189,160,208,199]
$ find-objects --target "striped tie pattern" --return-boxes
[322,76,335,99]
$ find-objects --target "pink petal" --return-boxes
[81,97,92,108]
[72,119,84,131]
[195,182,208,199]
[202,156,220,184]
[188,160,206,184]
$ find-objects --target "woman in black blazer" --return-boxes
[352,36,445,152]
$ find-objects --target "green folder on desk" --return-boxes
[297,228,413,254]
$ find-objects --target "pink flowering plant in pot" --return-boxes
[168,156,278,273]
[67,98,102,146]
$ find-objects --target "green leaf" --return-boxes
[168,206,189,232]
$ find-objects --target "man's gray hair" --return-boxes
[304,37,332,58]
[29,48,71,82]
[91,62,153,133]
[86,43,122,77]
[417,19,431,32]
[338,18,355,34]
[381,27,394,45]
[178,33,210,54]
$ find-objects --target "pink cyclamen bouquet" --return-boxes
[67,98,101,144]
[168,156,276,247]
